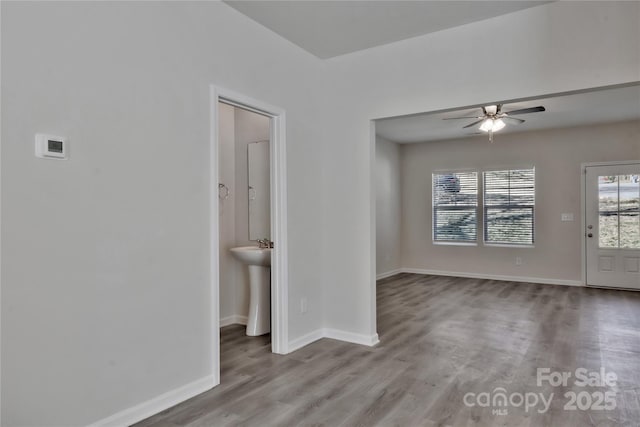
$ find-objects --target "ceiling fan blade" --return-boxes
[505,106,546,115]
[442,116,482,120]
[503,116,525,124]
[463,119,485,129]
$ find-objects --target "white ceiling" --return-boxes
[224,0,548,59]
[375,85,640,144]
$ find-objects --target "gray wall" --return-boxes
[1,2,326,425]
[321,1,640,338]
[399,120,640,282]
[375,137,402,276]
[1,0,639,425]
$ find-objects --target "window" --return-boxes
[483,168,535,245]
[598,175,640,249]
[432,172,478,242]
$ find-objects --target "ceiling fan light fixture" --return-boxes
[484,105,498,115]
[479,118,506,133]
[492,118,506,132]
[443,102,546,143]
[479,118,494,132]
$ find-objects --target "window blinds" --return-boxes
[483,168,535,245]
[432,172,478,242]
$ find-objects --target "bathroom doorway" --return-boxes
[210,86,289,386]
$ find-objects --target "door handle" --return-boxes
[588,233,593,238]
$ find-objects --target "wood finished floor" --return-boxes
[136,274,640,427]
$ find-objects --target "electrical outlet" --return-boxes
[300,297,308,314]
[515,257,523,266]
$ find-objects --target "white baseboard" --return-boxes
[376,268,403,280]
[401,268,584,287]
[324,328,380,346]
[220,315,248,327]
[88,325,377,426]
[87,375,215,427]
[288,328,380,353]
[288,328,325,352]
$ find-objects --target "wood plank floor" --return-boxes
[136,274,640,426]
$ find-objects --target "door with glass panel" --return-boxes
[585,163,640,289]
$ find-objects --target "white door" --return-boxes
[585,163,640,289]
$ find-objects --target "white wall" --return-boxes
[1,2,326,425]
[2,0,640,425]
[400,120,640,282]
[375,137,402,276]
[322,1,640,339]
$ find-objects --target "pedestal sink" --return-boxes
[229,246,271,336]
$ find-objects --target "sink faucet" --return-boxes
[257,238,273,249]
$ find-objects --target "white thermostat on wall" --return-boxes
[35,134,69,160]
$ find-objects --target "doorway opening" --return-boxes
[583,161,640,290]
[210,86,289,386]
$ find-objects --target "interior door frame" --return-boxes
[210,85,289,386]
[581,160,640,288]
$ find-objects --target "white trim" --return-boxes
[376,269,403,280]
[209,88,221,387]
[581,160,640,168]
[433,241,478,247]
[219,315,248,327]
[324,329,380,347]
[580,160,640,288]
[288,328,380,353]
[585,284,640,292]
[400,268,584,287]
[483,243,535,249]
[288,329,325,352]
[0,2,3,417]
[581,163,588,287]
[269,99,289,355]
[368,121,379,347]
[211,86,289,365]
[87,376,215,427]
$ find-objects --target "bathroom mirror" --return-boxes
[248,140,271,240]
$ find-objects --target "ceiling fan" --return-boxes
[444,104,546,142]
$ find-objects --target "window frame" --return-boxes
[431,166,536,248]
[432,169,479,245]
[482,167,536,247]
